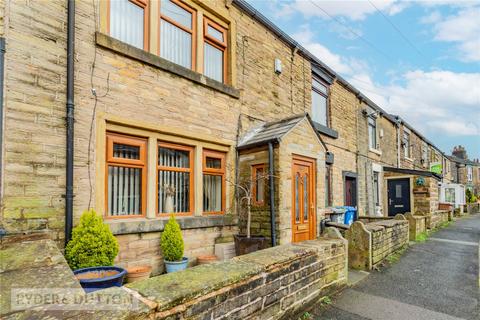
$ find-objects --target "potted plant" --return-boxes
[65,210,125,293]
[230,169,270,256]
[126,265,152,283]
[161,215,188,273]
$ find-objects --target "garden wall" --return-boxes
[126,231,347,319]
[346,215,409,270]
[424,210,449,229]
[405,213,426,241]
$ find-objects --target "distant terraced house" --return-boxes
[0,0,471,273]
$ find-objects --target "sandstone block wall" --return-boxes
[405,213,426,241]
[425,210,449,229]
[346,217,409,270]
[126,236,348,320]
[114,225,236,276]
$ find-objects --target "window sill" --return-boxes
[404,157,414,163]
[95,32,240,99]
[369,148,382,156]
[312,121,339,139]
[107,214,236,235]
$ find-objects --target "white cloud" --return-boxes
[423,6,480,62]
[347,70,480,138]
[279,0,407,21]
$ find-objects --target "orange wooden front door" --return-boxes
[291,156,316,243]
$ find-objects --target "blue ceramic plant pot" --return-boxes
[73,266,127,293]
[164,257,189,273]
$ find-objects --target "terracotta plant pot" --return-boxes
[197,254,219,265]
[126,265,152,283]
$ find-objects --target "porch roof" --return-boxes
[237,113,327,151]
[383,166,442,181]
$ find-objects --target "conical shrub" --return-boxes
[65,209,119,270]
[161,215,184,262]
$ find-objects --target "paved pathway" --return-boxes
[309,214,480,320]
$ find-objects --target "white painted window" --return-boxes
[467,166,473,182]
[403,130,410,158]
[368,116,377,149]
[311,76,328,126]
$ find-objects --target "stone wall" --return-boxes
[405,213,426,241]
[237,149,277,241]
[114,225,236,276]
[126,235,347,319]
[425,210,449,229]
[412,176,440,217]
[346,216,409,270]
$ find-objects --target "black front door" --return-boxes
[387,178,411,216]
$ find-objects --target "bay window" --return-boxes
[109,0,149,50]
[203,18,227,82]
[203,150,225,214]
[106,133,147,217]
[311,76,329,126]
[160,0,196,69]
[157,142,194,215]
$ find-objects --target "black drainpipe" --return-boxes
[65,0,75,245]
[268,142,277,246]
[0,38,5,189]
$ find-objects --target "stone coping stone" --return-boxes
[126,260,262,311]
[0,239,65,272]
[108,214,236,235]
[368,219,407,228]
[4,287,152,320]
[0,262,82,316]
[232,241,324,269]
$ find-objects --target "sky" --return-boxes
[245,0,480,159]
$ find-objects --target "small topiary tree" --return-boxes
[65,209,119,270]
[161,215,184,262]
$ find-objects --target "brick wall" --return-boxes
[405,213,426,241]
[126,235,347,319]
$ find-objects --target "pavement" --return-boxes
[309,214,480,320]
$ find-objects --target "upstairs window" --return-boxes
[157,142,194,215]
[203,18,227,83]
[467,166,473,181]
[368,116,377,150]
[252,164,266,206]
[160,0,196,69]
[403,130,410,158]
[109,0,149,50]
[106,133,147,217]
[311,76,329,126]
[203,150,226,214]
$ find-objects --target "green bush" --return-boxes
[466,189,477,203]
[161,215,184,262]
[65,210,119,270]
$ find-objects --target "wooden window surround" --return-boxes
[106,0,150,51]
[203,17,228,83]
[252,164,266,206]
[159,0,197,70]
[203,149,226,214]
[106,132,147,218]
[157,142,194,216]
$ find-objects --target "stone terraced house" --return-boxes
[0,0,469,273]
